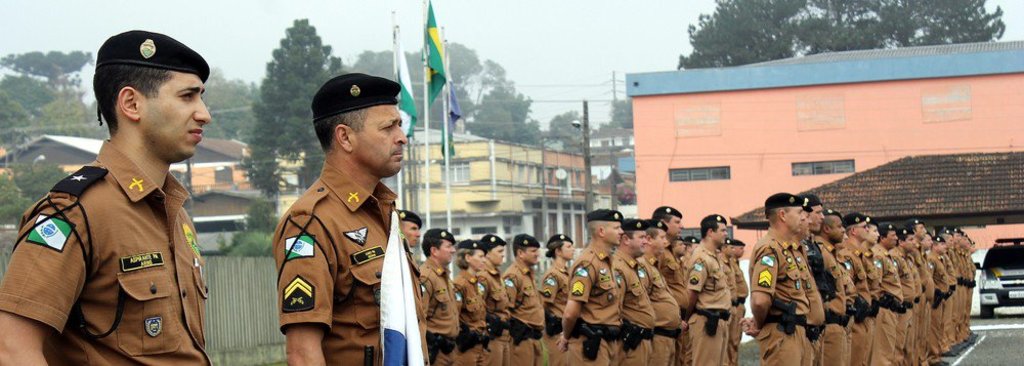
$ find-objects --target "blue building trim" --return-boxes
[626,50,1024,97]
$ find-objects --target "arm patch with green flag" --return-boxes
[27,215,73,252]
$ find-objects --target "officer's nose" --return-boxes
[194,100,212,126]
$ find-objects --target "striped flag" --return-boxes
[424,0,446,103]
[396,33,418,138]
[380,210,424,365]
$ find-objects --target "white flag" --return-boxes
[380,211,424,365]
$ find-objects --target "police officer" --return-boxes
[399,210,423,249]
[0,30,211,364]
[683,214,733,365]
[272,73,425,364]
[744,193,813,366]
[725,238,748,366]
[504,234,544,366]
[480,234,512,366]
[819,209,854,366]
[927,234,953,365]
[642,221,682,366]
[540,234,574,366]
[557,209,624,365]
[870,223,904,366]
[892,228,919,365]
[842,213,880,366]
[906,220,932,366]
[453,239,490,365]
[420,229,459,365]
[613,219,655,365]
[652,206,691,366]
[799,195,827,366]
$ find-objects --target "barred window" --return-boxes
[792,160,855,176]
[669,166,731,182]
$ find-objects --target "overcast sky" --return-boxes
[4,0,1022,127]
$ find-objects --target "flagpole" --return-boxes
[392,11,404,209]
[422,0,432,230]
[441,30,453,232]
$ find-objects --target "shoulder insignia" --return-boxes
[758,269,773,288]
[571,281,585,296]
[597,252,607,260]
[26,214,74,252]
[284,234,316,261]
[693,262,704,272]
[435,267,444,276]
[627,259,637,268]
[350,246,384,265]
[760,255,776,267]
[504,278,515,288]
[545,276,557,287]
[574,267,589,278]
[455,291,463,302]
[637,267,647,279]
[283,276,315,313]
[614,271,624,286]
[542,288,552,298]
[469,276,477,284]
[689,274,700,285]
[51,166,107,197]
[344,227,369,246]
[520,266,529,275]
[477,282,486,294]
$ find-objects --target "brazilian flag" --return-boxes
[424,1,446,103]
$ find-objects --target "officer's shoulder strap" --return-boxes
[51,166,108,197]
[289,180,331,216]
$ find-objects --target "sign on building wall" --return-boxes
[921,84,972,123]
[796,94,846,131]
[674,103,721,137]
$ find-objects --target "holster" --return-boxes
[427,332,454,363]
[870,299,880,316]
[509,318,541,345]
[767,299,800,335]
[544,309,563,336]
[696,309,729,336]
[825,309,850,327]
[486,313,508,338]
[806,325,824,342]
[852,297,868,323]
[571,322,600,361]
[621,320,646,351]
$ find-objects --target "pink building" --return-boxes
[626,41,1024,250]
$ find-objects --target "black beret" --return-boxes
[512,234,541,249]
[953,227,965,235]
[801,194,822,208]
[96,30,210,82]
[765,193,811,212]
[682,236,700,244]
[398,210,422,228]
[701,214,727,225]
[897,228,912,240]
[842,212,869,228]
[480,234,507,253]
[457,239,483,251]
[933,235,946,243]
[312,73,400,122]
[547,234,572,246]
[824,208,843,219]
[648,220,667,231]
[726,238,746,247]
[423,228,454,242]
[623,218,649,231]
[653,206,682,219]
[878,222,897,237]
[586,209,623,223]
[905,218,925,228]
[864,216,878,227]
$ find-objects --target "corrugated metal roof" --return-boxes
[743,41,1024,68]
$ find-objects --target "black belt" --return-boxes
[732,298,744,306]
[825,310,850,327]
[695,308,731,321]
[653,327,682,338]
[570,322,621,342]
[763,313,808,327]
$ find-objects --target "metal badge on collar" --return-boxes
[129,177,144,192]
[347,192,360,203]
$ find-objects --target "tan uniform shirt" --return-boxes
[272,162,425,363]
[799,241,826,326]
[892,249,917,303]
[823,242,854,315]
[420,259,459,337]
[659,250,690,318]
[915,251,934,302]
[719,252,737,303]
[686,245,732,311]
[874,245,903,301]
[454,270,487,331]
[857,242,884,301]
[838,246,870,304]
[613,251,655,328]
[481,261,511,320]
[504,260,544,329]
[643,255,682,329]
[567,243,622,326]
[0,143,209,364]
[749,232,810,317]
[730,257,749,301]
[540,262,570,318]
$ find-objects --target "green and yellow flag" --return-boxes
[424,1,446,103]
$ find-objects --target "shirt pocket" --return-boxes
[594,278,616,306]
[116,270,182,356]
[350,259,383,329]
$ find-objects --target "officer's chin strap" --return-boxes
[97,108,103,126]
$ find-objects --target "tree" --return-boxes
[0,90,30,149]
[0,51,92,93]
[913,0,1005,45]
[219,198,276,256]
[35,94,103,138]
[0,173,30,225]
[243,19,343,196]
[610,99,633,129]
[546,111,582,149]
[10,162,67,201]
[0,75,56,117]
[469,84,540,145]
[243,198,277,233]
[679,0,805,69]
[797,0,887,54]
[203,69,258,142]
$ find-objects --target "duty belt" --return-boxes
[695,308,731,321]
[825,309,850,327]
[732,297,747,307]
[653,327,682,338]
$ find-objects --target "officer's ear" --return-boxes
[334,124,356,153]
[117,86,144,124]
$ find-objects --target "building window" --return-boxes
[669,166,730,182]
[215,166,233,184]
[792,160,855,176]
[471,226,497,235]
[452,162,470,183]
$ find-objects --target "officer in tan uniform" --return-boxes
[272,73,425,365]
[926,234,953,364]
[0,30,212,365]
[398,210,422,249]
[870,223,904,366]
[906,220,932,366]
[480,234,512,366]
[683,214,733,365]
[891,228,918,366]
[557,210,624,365]
[652,206,692,366]
[819,209,854,366]
[743,193,813,366]
[725,238,748,366]
[642,220,682,366]
[613,219,655,366]
[453,240,491,365]
[504,234,545,366]
[541,234,574,366]
[936,233,958,353]
[841,213,879,366]
[798,195,827,366]
[420,229,459,365]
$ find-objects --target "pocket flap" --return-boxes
[118,271,172,302]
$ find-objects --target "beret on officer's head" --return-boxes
[457,239,483,251]
[545,234,572,258]
[682,236,700,244]
[653,206,683,219]
[842,212,869,228]
[824,208,843,219]
[312,73,400,122]
[398,210,422,228]
[423,228,454,243]
[648,219,667,231]
[586,209,623,223]
[878,223,897,237]
[726,238,746,247]
[801,194,822,208]
[96,30,210,82]
[480,234,506,253]
[512,234,541,250]
[623,218,649,232]
[765,193,812,213]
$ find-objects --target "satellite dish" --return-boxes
[554,169,568,180]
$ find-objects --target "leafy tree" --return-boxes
[0,90,30,149]
[10,162,66,201]
[35,95,102,138]
[0,51,92,93]
[546,111,582,149]
[469,84,540,145]
[203,69,257,141]
[610,99,633,129]
[243,198,277,233]
[679,0,805,69]
[912,0,1005,45]
[224,231,273,257]
[0,173,31,225]
[797,0,886,54]
[0,75,56,117]
[243,19,343,196]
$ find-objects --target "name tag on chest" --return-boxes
[121,252,165,272]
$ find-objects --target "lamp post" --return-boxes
[574,100,594,214]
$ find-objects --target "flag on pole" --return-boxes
[380,210,425,366]
[442,83,461,160]
[424,1,446,103]
[396,38,418,138]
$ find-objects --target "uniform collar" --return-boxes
[513,260,532,276]
[644,253,659,267]
[423,257,448,277]
[485,261,500,275]
[590,241,612,261]
[97,142,186,203]
[614,249,638,268]
[319,161,396,212]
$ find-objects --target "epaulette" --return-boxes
[51,166,108,197]
[289,181,330,216]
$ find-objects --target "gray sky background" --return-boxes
[3,0,1022,127]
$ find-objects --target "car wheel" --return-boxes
[980,305,995,319]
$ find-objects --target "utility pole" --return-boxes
[582,100,593,214]
[612,71,618,103]
[540,142,548,237]
[609,149,617,211]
